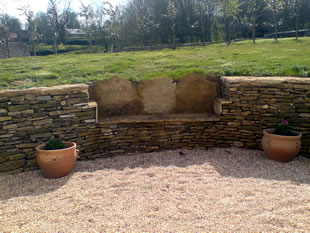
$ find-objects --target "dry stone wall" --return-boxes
[0,76,309,175]
[0,85,98,175]
[218,76,310,155]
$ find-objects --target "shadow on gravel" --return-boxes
[75,148,310,185]
[1,147,310,201]
[0,170,72,201]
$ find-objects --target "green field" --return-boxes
[1,38,310,89]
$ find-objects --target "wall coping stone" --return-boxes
[0,84,89,96]
[98,113,220,124]
[222,76,310,84]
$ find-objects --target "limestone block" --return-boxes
[0,160,24,172]
[0,116,12,121]
[8,112,21,116]
[33,118,53,125]
[10,96,25,102]
[36,95,52,101]
[139,78,176,114]
[299,113,310,118]
[24,94,36,100]
[214,99,222,116]
[8,105,30,112]
[22,109,34,114]
[176,74,220,114]
[3,124,17,130]
[89,77,143,119]
[59,114,76,118]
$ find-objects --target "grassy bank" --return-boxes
[1,38,310,89]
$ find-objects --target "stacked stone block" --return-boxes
[218,76,310,154]
[0,76,309,176]
[0,85,97,175]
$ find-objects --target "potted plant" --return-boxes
[262,121,302,162]
[36,136,79,178]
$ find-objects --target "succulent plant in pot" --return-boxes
[36,135,79,178]
[262,121,302,162]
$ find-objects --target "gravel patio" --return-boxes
[1,148,310,232]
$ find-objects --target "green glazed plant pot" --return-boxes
[36,142,78,178]
[262,129,302,162]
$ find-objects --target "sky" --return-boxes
[0,0,126,23]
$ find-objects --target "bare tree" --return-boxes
[133,0,159,47]
[80,1,94,51]
[104,2,122,52]
[19,5,39,56]
[47,0,71,55]
[264,0,284,42]
[0,11,10,58]
[219,0,241,46]
[246,0,261,44]
[288,0,303,40]
[166,0,177,49]
[195,0,208,46]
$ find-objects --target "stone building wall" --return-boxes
[0,76,309,175]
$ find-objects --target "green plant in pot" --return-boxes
[45,137,66,150]
[262,121,302,162]
[36,136,79,178]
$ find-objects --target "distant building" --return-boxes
[66,29,87,37]
[0,42,30,59]
[8,30,30,42]
[9,32,18,40]
[16,30,30,42]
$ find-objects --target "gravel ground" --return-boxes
[1,148,310,232]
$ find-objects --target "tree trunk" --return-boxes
[274,15,278,42]
[172,32,176,50]
[54,35,58,55]
[111,41,114,53]
[225,18,231,46]
[201,15,205,46]
[172,25,177,50]
[252,23,256,44]
[32,40,36,56]
[225,19,231,46]
[5,38,10,58]
[295,15,299,40]
[89,32,92,52]
[252,12,256,44]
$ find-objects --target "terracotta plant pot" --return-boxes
[36,142,78,178]
[262,129,302,162]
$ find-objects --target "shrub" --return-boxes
[274,121,295,136]
[45,138,66,150]
[291,64,308,77]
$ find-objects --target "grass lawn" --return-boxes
[1,38,310,89]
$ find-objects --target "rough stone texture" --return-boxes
[139,78,176,114]
[219,76,310,155]
[176,74,220,114]
[89,77,143,119]
[90,74,220,120]
[0,76,310,175]
[0,85,97,174]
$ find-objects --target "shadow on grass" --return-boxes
[1,147,310,201]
